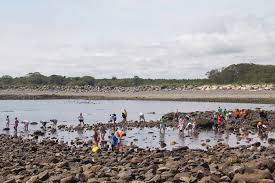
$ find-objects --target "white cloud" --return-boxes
[0,14,275,79]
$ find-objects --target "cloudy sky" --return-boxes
[0,0,275,79]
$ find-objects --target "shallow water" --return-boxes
[1,99,275,150]
[6,127,275,151]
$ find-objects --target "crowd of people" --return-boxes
[173,107,270,136]
[2,107,271,153]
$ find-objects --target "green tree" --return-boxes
[26,72,48,85]
[81,76,96,86]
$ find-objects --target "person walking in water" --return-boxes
[22,120,29,131]
[177,116,185,133]
[124,109,128,121]
[6,115,10,128]
[78,113,85,127]
[160,116,166,133]
[122,109,128,122]
[122,112,127,123]
[111,114,117,131]
[139,113,145,122]
[14,117,19,131]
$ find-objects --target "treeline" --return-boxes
[207,63,275,84]
[0,63,274,88]
[0,73,208,88]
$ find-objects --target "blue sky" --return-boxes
[0,0,275,78]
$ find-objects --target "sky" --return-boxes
[0,0,275,79]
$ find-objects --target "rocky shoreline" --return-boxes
[1,86,275,103]
[1,84,275,92]
[1,133,275,183]
[1,109,275,182]
[40,109,275,133]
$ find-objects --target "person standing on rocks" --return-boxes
[217,114,223,132]
[259,110,268,122]
[6,115,10,128]
[100,125,106,140]
[111,132,118,151]
[234,109,240,119]
[93,128,100,146]
[257,121,263,134]
[14,117,19,131]
[78,113,85,127]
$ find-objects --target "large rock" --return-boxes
[232,168,273,183]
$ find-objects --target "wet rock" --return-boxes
[268,138,275,144]
[252,142,261,147]
[33,130,45,136]
[172,146,189,151]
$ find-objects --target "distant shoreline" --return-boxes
[0,89,275,104]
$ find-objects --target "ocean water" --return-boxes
[1,99,274,150]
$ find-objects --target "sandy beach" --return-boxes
[0,89,275,103]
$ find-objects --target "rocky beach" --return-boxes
[1,133,275,183]
[1,108,275,182]
[0,84,275,103]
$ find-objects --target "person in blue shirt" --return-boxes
[111,133,118,151]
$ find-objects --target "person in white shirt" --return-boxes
[139,113,145,122]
